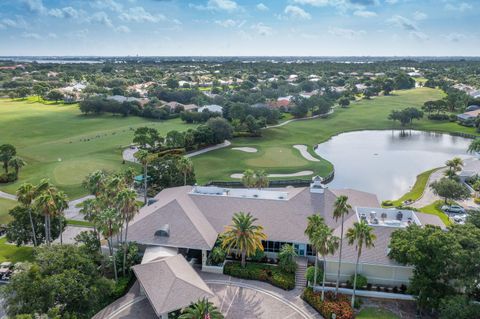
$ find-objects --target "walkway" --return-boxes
[0,191,16,201]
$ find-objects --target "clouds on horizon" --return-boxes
[0,0,477,56]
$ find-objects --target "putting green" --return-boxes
[246,146,309,167]
[52,158,121,185]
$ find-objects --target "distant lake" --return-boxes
[314,130,473,200]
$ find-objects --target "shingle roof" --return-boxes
[128,186,380,248]
[132,255,213,316]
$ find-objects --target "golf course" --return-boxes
[192,87,478,183]
[0,98,196,199]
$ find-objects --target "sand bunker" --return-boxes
[293,145,320,162]
[231,170,314,179]
[232,147,258,153]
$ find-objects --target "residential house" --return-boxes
[198,104,223,113]
[456,109,480,126]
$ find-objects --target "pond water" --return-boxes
[314,130,473,200]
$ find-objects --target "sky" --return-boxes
[0,0,478,56]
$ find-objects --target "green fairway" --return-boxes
[192,87,477,183]
[0,198,16,224]
[0,99,195,198]
[0,237,34,263]
[357,307,400,319]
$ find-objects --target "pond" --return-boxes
[314,130,473,200]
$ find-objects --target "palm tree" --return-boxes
[80,198,102,249]
[16,183,38,246]
[445,157,464,175]
[116,188,140,276]
[135,150,151,206]
[255,170,269,189]
[468,138,480,155]
[8,156,26,177]
[221,212,266,268]
[54,191,69,245]
[346,219,376,308]
[179,298,224,319]
[83,170,106,196]
[241,169,256,188]
[278,243,297,273]
[305,215,339,301]
[305,214,324,288]
[178,157,194,186]
[332,195,351,297]
[98,208,121,282]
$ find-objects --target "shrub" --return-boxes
[0,172,17,183]
[305,266,323,285]
[400,284,408,293]
[428,113,450,121]
[224,261,295,290]
[474,197,480,205]
[382,200,393,206]
[209,247,226,266]
[278,244,297,274]
[249,249,265,263]
[350,274,367,289]
[302,288,354,319]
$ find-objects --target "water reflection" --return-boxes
[315,130,472,200]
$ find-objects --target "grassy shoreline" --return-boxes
[192,87,477,183]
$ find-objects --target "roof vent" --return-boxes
[310,175,326,193]
[154,224,170,237]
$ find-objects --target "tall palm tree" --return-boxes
[116,188,140,276]
[54,191,69,245]
[178,157,194,186]
[346,219,376,308]
[305,214,324,288]
[255,170,269,189]
[98,208,121,282]
[332,195,351,297]
[8,156,26,177]
[305,215,339,301]
[445,157,464,174]
[241,169,256,189]
[222,212,266,268]
[16,183,38,246]
[135,150,151,206]
[83,170,106,196]
[179,298,224,319]
[80,198,102,249]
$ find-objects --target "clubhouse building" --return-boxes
[100,177,444,318]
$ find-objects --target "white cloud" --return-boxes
[48,7,80,19]
[48,32,57,38]
[445,32,466,42]
[251,23,273,36]
[410,31,428,40]
[215,19,237,27]
[1,17,27,29]
[444,2,472,12]
[328,26,365,38]
[22,0,47,14]
[354,10,377,18]
[89,11,114,28]
[21,32,42,39]
[385,0,398,3]
[2,19,18,28]
[256,3,269,11]
[388,15,418,31]
[92,0,123,12]
[120,7,165,23]
[116,25,131,33]
[293,0,330,6]
[285,5,311,19]
[192,0,239,12]
[413,11,427,20]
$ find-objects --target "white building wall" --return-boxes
[325,260,413,287]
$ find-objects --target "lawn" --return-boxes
[0,198,17,224]
[386,167,441,206]
[193,87,477,183]
[0,237,34,263]
[357,307,400,319]
[0,99,196,198]
[419,200,452,226]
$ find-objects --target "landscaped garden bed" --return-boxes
[302,287,354,319]
[223,261,295,290]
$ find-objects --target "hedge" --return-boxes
[302,288,354,319]
[224,261,295,290]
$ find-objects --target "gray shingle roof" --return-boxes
[132,255,213,316]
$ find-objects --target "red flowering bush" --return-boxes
[302,288,354,319]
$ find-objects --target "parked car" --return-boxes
[441,205,466,214]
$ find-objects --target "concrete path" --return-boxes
[410,168,447,208]
[231,170,314,179]
[64,195,95,221]
[185,140,232,158]
[0,191,16,201]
